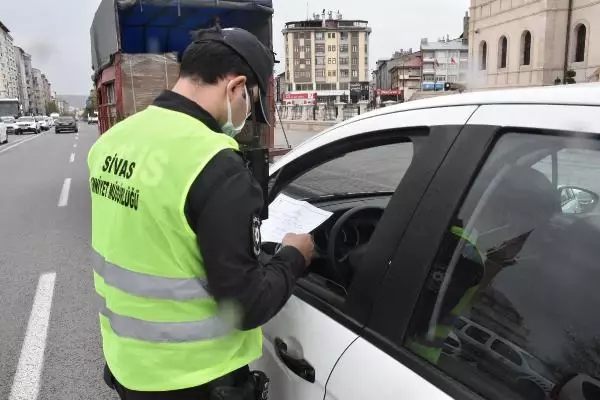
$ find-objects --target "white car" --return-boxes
[0,116,17,135]
[0,118,7,144]
[15,116,40,134]
[35,116,49,131]
[252,83,600,400]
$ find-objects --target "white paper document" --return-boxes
[260,194,333,243]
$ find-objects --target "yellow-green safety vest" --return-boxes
[407,226,486,364]
[87,105,262,391]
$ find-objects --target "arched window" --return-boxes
[498,36,508,69]
[480,41,487,70]
[574,24,586,62]
[521,31,532,66]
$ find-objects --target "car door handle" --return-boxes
[274,337,315,383]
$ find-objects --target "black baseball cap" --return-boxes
[193,27,275,126]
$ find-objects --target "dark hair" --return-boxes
[179,28,258,87]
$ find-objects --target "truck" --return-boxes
[0,98,21,119]
[90,0,288,160]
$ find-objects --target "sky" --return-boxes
[0,0,469,95]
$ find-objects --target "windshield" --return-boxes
[1,117,15,123]
[18,117,34,122]
[282,141,414,200]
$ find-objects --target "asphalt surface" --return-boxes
[0,124,115,399]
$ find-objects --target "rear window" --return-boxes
[18,117,34,122]
[58,117,74,122]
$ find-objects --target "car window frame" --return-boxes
[364,123,600,399]
[268,124,464,332]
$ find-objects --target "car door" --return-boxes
[253,105,478,400]
[338,103,600,400]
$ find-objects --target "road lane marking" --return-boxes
[69,153,75,163]
[73,143,77,148]
[0,133,45,155]
[75,136,78,140]
[9,272,57,400]
[58,178,71,207]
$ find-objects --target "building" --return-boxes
[420,35,469,91]
[14,47,31,112]
[41,74,52,108]
[0,20,19,99]
[282,10,371,104]
[468,0,600,89]
[389,51,423,101]
[31,68,46,115]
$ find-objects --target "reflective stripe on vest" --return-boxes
[92,252,211,301]
[93,252,231,343]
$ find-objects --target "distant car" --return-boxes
[0,119,7,144]
[16,116,40,134]
[88,115,98,124]
[0,116,17,135]
[55,116,78,133]
[35,116,49,131]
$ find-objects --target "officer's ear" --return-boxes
[226,75,247,98]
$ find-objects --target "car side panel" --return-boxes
[252,297,358,400]
[325,338,453,400]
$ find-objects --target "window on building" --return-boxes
[351,45,359,53]
[339,82,349,90]
[480,41,487,70]
[521,31,532,66]
[339,57,348,65]
[327,70,337,77]
[316,57,325,65]
[328,58,332,64]
[498,36,508,69]
[340,32,348,40]
[327,32,336,39]
[294,59,300,66]
[351,31,359,38]
[352,57,358,66]
[328,45,336,52]
[316,44,325,53]
[294,46,299,53]
[574,24,586,62]
[332,58,336,64]
[340,69,349,77]
[315,32,324,40]
[340,44,348,52]
[293,33,299,39]
[316,69,325,77]
[365,44,368,53]
[306,58,311,65]
[352,70,358,78]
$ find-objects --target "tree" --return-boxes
[46,101,59,114]
[85,88,98,118]
[556,330,600,378]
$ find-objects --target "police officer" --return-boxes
[88,26,315,399]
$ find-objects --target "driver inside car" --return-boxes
[407,165,561,365]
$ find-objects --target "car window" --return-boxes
[490,340,522,366]
[18,117,34,122]
[405,131,600,400]
[465,325,491,344]
[282,142,413,200]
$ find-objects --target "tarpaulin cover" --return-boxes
[91,0,274,74]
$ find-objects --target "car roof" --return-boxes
[346,82,600,126]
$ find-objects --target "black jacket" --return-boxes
[153,91,305,330]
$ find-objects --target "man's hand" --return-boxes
[282,233,315,266]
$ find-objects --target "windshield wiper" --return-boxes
[301,191,395,202]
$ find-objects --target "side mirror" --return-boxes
[560,186,599,215]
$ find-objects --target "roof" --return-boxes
[342,83,600,125]
[0,20,9,34]
[389,59,422,70]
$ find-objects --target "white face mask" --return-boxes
[221,84,250,137]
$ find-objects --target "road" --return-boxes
[0,124,115,399]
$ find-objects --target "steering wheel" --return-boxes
[326,206,384,287]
